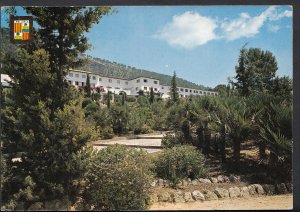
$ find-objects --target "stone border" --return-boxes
[152,182,292,203]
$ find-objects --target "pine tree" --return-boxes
[85,74,91,97]
[2,7,111,205]
[170,71,179,103]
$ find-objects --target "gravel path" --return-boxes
[150,194,293,210]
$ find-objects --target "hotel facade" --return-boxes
[1,70,217,98]
[65,69,218,98]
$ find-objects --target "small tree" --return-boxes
[170,71,179,103]
[84,74,91,97]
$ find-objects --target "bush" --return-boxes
[161,133,183,148]
[153,145,206,186]
[126,96,136,102]
[84,102,100,117]
[81,145,153,210]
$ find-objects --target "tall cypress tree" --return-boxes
[170,71,179,103]
[85,74,91,97]
[149,87,154,104]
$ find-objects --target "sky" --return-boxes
[1,6,293,88]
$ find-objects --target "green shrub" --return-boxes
[154,145,206,186]
[126,96,136,102]
[84,102,100,117]
[161,133,182,148]
[82,97,93,108]
[81,145,153,210]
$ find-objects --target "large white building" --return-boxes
[1,70,217,98]
[65,69,218,98]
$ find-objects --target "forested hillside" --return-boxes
[1,28,212,90]
[80,55,213,90]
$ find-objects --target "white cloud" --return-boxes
[154,6,292,49]
[268,24,280,32]
[154,11,218,49]
[220,6,292,41]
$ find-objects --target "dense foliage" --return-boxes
[153,145,206,186]
[80,145,153,210]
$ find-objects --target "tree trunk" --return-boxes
[259,144,266,159]
[220,133,226,163]
[233,138,241,164]
[220,126,226,163]
[203,127,210,156]
[196,126,204,150]
[214,134,219,155]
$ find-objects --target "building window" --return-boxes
[144,87,147,90]
[108,79,112,83]
[69,73,73,77]
[180,94,183,97]
[162,86,164,89]
[75,81,79,85]
[115,87,120,89]
[154,80,158,84]
[137,79,140,83]
[185,89,188,92]
[117,80,120,84]
[68,80,72,84]
[199,91,202,94]
[99,78,102,81]
[82,74,86,78]
[91,83,95,87]
[190,90,192,93]
[75,74,79,78]
[136,87,139,91]
[82,82,85,86]
[154,88,157,91]
[180,88,184,92]
[204,92,206,95]
[144,79,148,83]
[92,76,96,80]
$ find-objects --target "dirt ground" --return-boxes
[150,194,293,210]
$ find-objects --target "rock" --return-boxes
[163,180,170,187]
[15,202,25,210]
[262,184,275,195]
[199,178,212,183]
[229,175,240,183]
[157,178,164,187]
[276,183,288,194]
[150,194,159,203]
[158,192,171,202]
[210,177,218,183]
[183,192,194,202]
[192,190,205,201]
[182,180,188,187]
[223,176,230,183]
[28,202,44,211]
[253,184,265,195]
[191,180,198,185]
[214,188,229,198]
[247,185,257,195]
[171,191,185,203]
[176,180,183,188]
[217,175,224,183]
[240,186,250,197]
[151,180,157,187]
[203,190,218,201]
[229,187,241,198]
[285,183,293,193]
